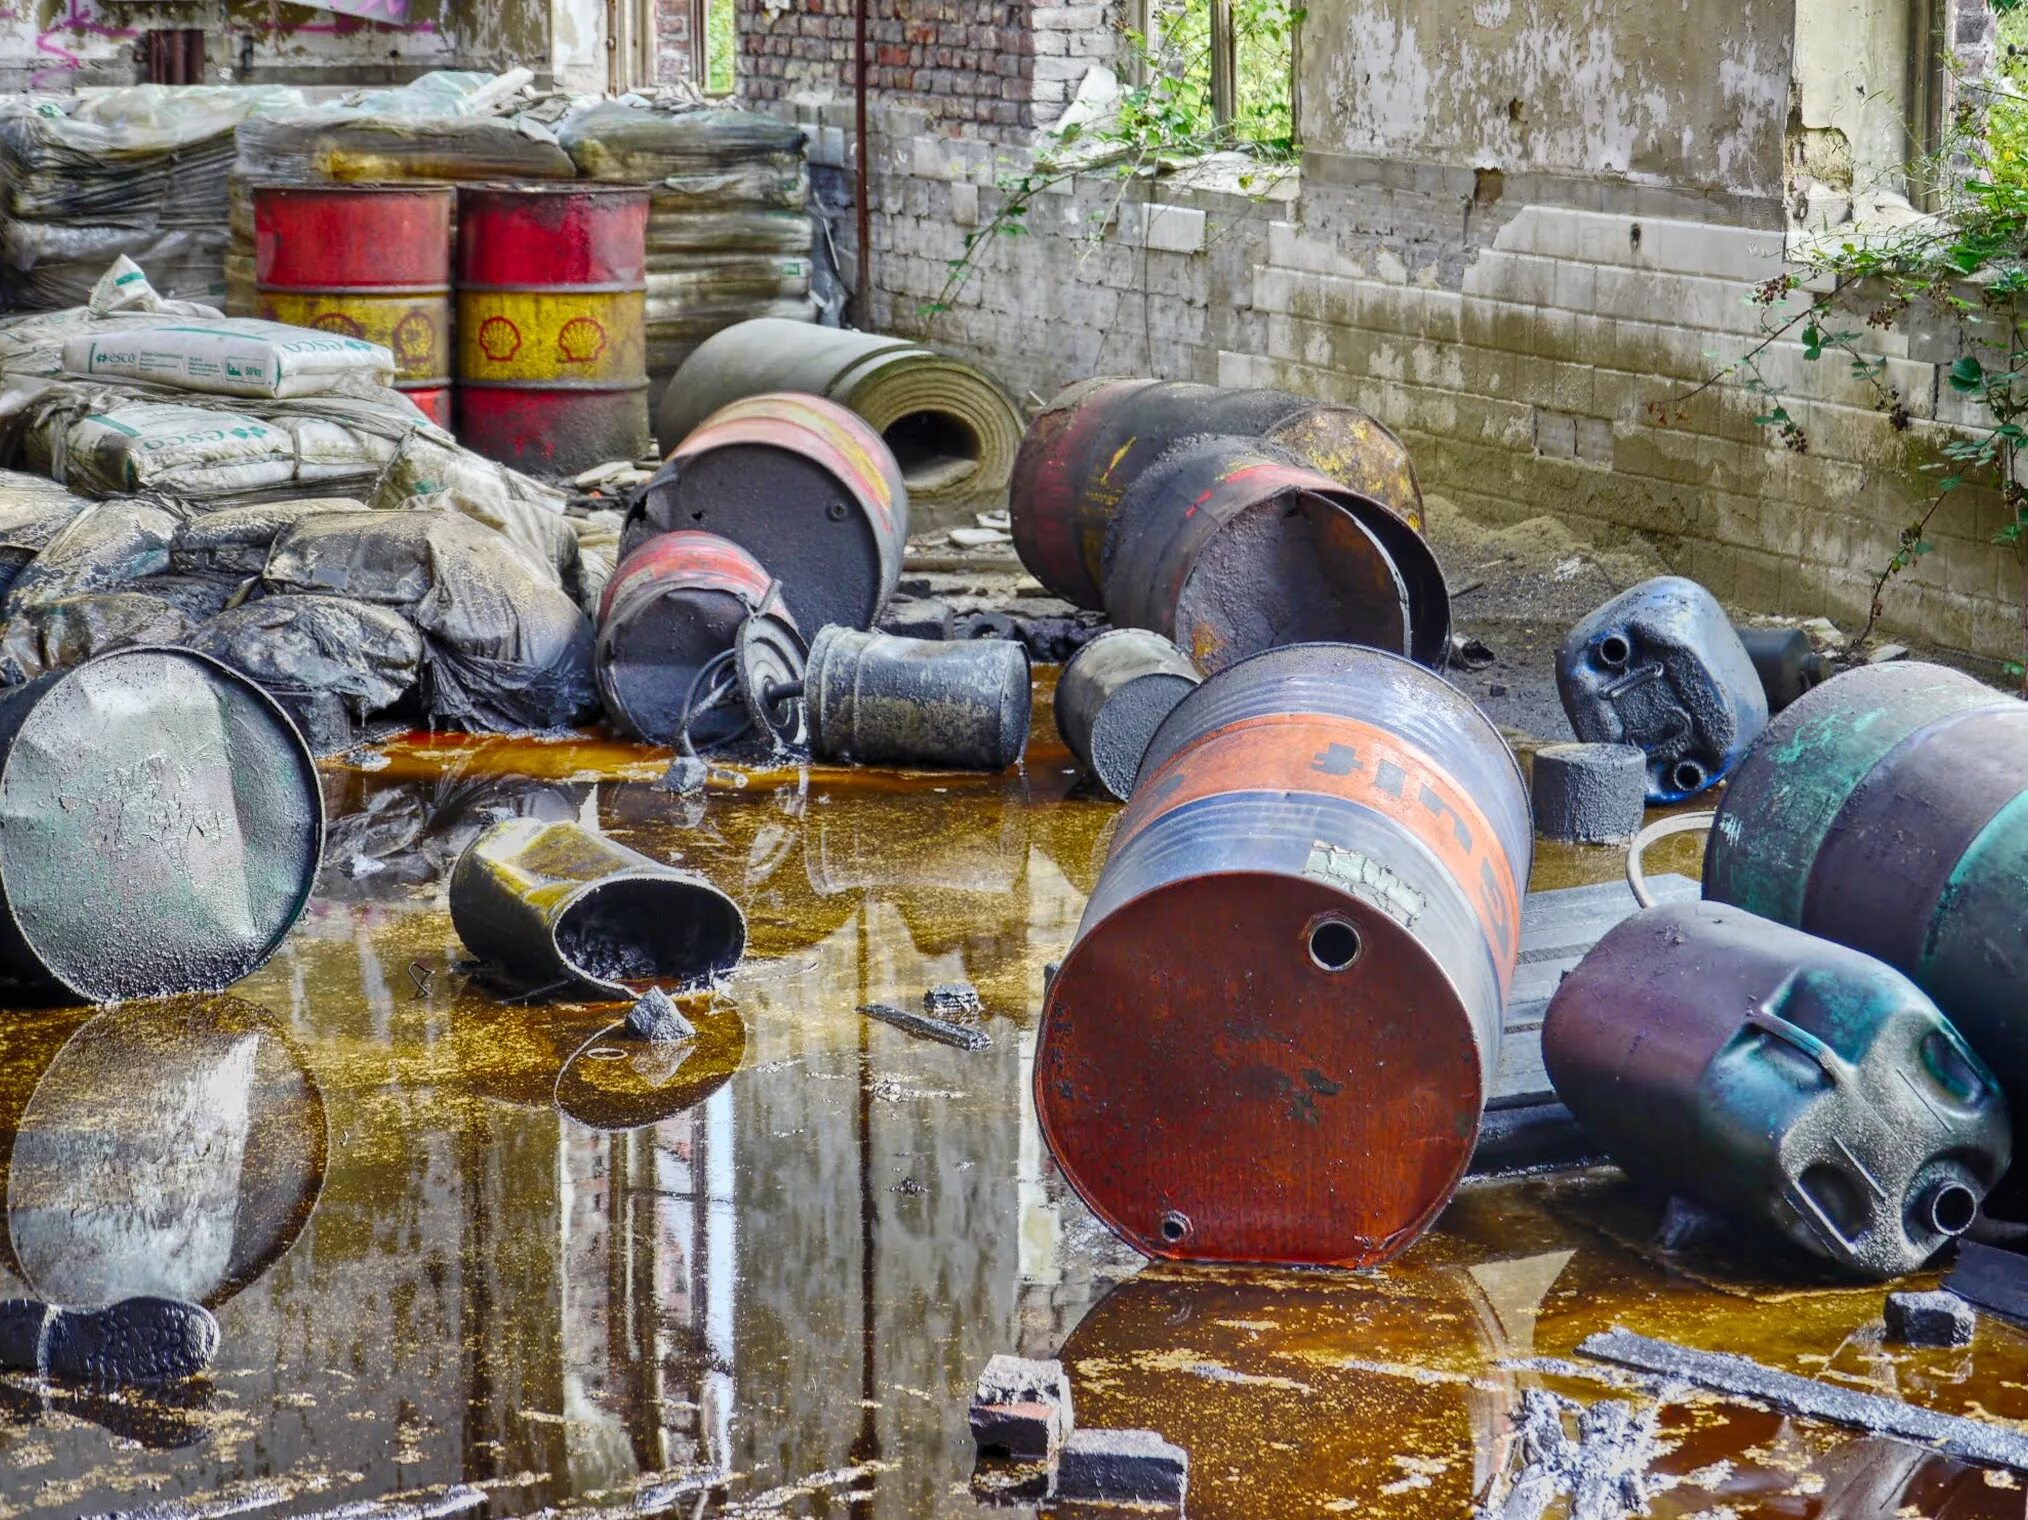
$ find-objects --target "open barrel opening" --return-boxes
[556,877,746,989]
[883,409,981,494]
[1308,916,1363,971]
[1924,1180,1978,1237]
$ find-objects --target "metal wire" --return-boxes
[1625,810,1717,908]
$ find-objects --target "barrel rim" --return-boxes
[259,281,453,298]
[457,183,653,204]
[547,868,749,1000]
[0,645,325,1003]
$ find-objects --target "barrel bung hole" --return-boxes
[1673,760,1707,794]
[883,410,981,492]
[1308,915,1362,972]
[1158,1210,1191,1244]
[1926,1181,1978,1237]
[1597,632,1632,668]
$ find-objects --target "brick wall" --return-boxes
[657,0,694,86]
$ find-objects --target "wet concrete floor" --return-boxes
[0,676,2021,1519]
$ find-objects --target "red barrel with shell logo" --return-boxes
[456,185,651,476]
[254,185,455,427]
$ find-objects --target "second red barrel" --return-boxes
[1035,643,1531,1268]
[457,185,651,476]
[255,185,455,427]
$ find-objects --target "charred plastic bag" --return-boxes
[449,818,745,999]
[3,500,181,616]
[263,509,595,731]
[0,590,191,680]
[186,594,423,723]
[0,646,322,1003]
[169,498,364,576]
[1543,898,2010,1279]
[368,432,582,597]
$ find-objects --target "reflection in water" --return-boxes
[0,997,327,1309]
[554,1000,747,1131]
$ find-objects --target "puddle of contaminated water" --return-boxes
[0,674,2023,1519]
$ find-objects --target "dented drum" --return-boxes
[1543,899,2008,1279]
[1705,661,2028,1116]
[1052,628,1201,800]
[1035,642,1531,1267]
[596,531,789,746]
[0,647,322,1005]
[1102,436,1437,673]
[456,185,651,475]
[255,185,455,427]
[1010,378,1427,611]
[449,818,746,1000]
[805,626,1031,771]
[628,392,907,634]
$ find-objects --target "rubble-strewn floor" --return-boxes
[0,681,2022,1520]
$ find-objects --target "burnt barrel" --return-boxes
[1010,379,1427,611]
[457,185,651,475]
[255,185,455,427]
[1705,661,2028,1116]
[1036,642,1531,1268]
[629,392,907,635]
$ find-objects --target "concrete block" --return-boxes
[950,180,980,228]
[1142,203,1207,254]
[1530,743,1648,844]
[970,1354,1073,1460]
[1885,1289,1976,1348]
[1054,1429,1187,1505]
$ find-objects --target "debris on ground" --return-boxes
[969,1354,1074,1460]
[1734,623,1829,713]
[1482,1388,1658,1520]
[1528,742,1647,845]
[1946,1241,2028,1327]
[1884,1289,1977,1348]
[923,982,983,1020]
[0,1296,220,1385]
[622,985,698,1044]
[858,1002,992,1052]
[1053,1428,1188,1506]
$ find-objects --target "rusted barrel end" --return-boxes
[1036,643,1530,1268]
[449,818,746,1000]
[805,626,1031,771]
[0,646,323,1005]
[632,392,908,635]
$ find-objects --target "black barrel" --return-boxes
[0,646,322,1004]
[805,626,1032,771]
[1035,642,1531,1268]
[1052,628,1201,800]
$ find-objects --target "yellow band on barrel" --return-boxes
[456,289,647,385]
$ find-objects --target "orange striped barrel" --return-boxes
[456,185,651,476]
[254,185,455,427]
[1035,642,1531,1268]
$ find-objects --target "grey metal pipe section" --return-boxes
[1052,628,1201,800]
[805,626,1031,770]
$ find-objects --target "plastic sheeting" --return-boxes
[0,589,192,680]
[187,593,423,719]
[4,500,182,616]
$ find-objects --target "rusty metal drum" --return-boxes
[595,530,789,747]
[1009,378,1427,610]
[1543,899,2009,1279]
[0,647,323,1004]
[456,185,651,475]
[1101,436,1432,673]
[254,185,455,428]
[805,626,1031,771]
[1052,627,1201,800]
[1705,661,2028,1120]
[1035,642,1531,1267]
[628,392,908,635]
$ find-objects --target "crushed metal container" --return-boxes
[595,530,793,746]
[1010,378,1427,611]
[0,646,322,1004]
[1035,642,1531,1267]
[1557,575,1767,802]
[627,392,908,635]
[448,818,746,1000]
[1735,625,1829,715]
[805,626,1031,771]
[1543,899,2009,1279]
[1053,628,1202,800]
[1101,435,1438,673]
[1704,661,2028,1124]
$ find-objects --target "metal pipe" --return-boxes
[854,0,873,324]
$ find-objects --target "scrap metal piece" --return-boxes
[554,1001,746,1130]
[735,603,807,750]
[633,391,909,635]
[448,818,746,1000]
[1946,1240,2028,1327]
[0,646,322,1003]
[859,1003,991,1052]
[970,1354,1073,1460]
[924,982,983,1020]
[1557,576,1768,802]
[1037,643,1532,1268]
[1579,1327,2028,1470]
[1735,624,1829,714]
[805,626,1031,771]
[1052,627,1201,800]
[623,985,696,1044]
[1885,1290,1977,1348]
[1705,661,2028,1129]
[1543,899,2008,1279]
[1052,1429,1187,1506]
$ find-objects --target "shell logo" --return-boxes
[557,316,607,364]
[478,315,522,362]
[312,312,365,339]
[392,309,438,369]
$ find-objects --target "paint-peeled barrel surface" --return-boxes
[456,186,651,476]
[805,626,1032,771]
[1543,899,2009,1279]
[1101,436,1414,675]
[449,818,746,1001]
[1557,575,1768,801]
[255,185,455,428]
[596,531,788,746]
[1008,378,1427,612]
[630,392,908,634]
[1052,628,1202,800]
[1705,661,2028,1115]
[0,647,323,1004]
[1036,643,1531,1267]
